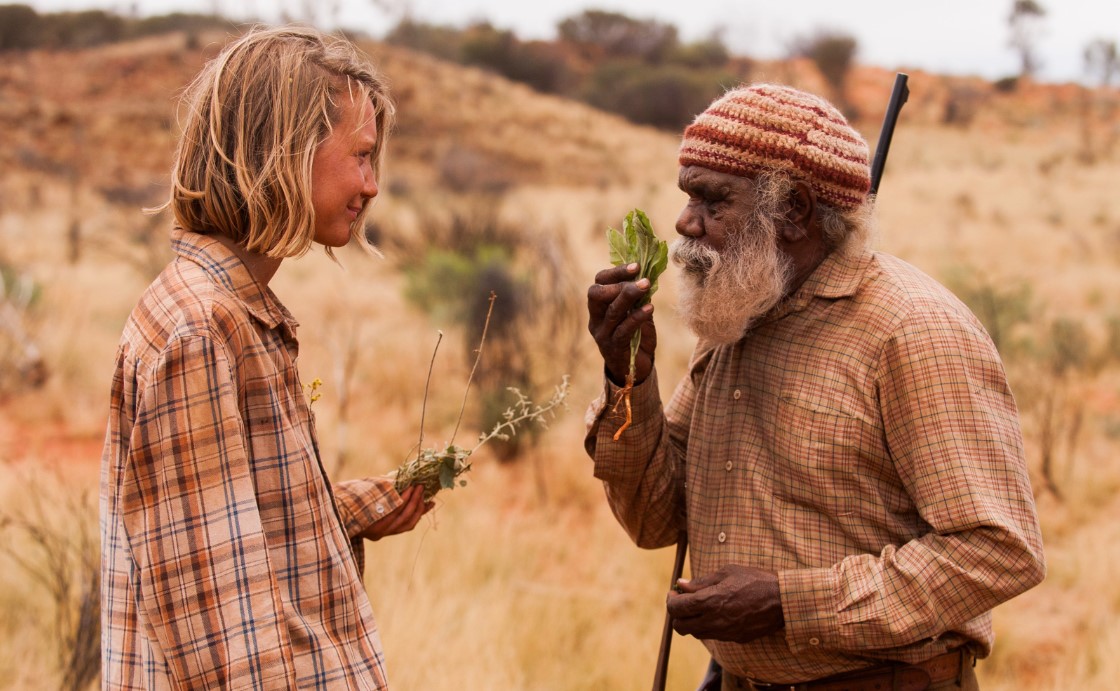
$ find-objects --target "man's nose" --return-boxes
[675,206,701,237]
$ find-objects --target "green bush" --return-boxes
[669,37,730,69]
[397,207,580,462]
[557,9,678,63]
[460,24,570,93]
[583,60,732,130]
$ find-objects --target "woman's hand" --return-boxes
[356,485,433,541]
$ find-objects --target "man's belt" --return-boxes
[729,648,971,691]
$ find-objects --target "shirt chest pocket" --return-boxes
[765,386,883,500]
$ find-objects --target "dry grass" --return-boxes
[0,33,1117,690]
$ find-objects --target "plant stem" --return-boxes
[417,330,444,457]
[451,291,496,446]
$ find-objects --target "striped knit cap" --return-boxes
[679,84,871,211]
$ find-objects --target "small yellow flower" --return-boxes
[305,377,323,406]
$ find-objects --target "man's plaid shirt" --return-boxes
[586,248,1045,684]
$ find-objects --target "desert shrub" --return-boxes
[945,267,1120,500]
[994,75,1020,93]
[0,261,47,392]
[0,473,100,691]
[130,12,229,38]
[37,9,126,49]
[943,268,1034,358]
[384,18,464,62]
[399,207,580,461]
[557,9,678,63]
[943,84,987,127]
[583,60,732,130]
[461,25,572,94]
[669,36,730,69]
[0,7,229,50]
[436,145,515,195]
[0,4,42,51]
[790,30,857,93]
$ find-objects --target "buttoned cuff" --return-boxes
[333,476,404,539]
[778,566,842,654]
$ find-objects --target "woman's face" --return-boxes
[311,95,379,248]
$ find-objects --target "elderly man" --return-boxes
[584,84,1045,691]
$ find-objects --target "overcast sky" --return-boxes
[27,0,1120,84]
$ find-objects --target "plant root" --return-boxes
[611,373,635,441]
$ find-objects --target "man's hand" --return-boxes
[587,262,657,386]
[355,485,432,541]
[666,564,785,644]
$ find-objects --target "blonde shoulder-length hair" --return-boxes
[167,25,394,257]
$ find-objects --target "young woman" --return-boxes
[100,26,429,689]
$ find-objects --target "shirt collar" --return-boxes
[754,248,874,326]
[796,247,874,300]
[170,227,299,337]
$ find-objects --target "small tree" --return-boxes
[1008,0,1047,80]
[1079,38,1120,160]
[1084,38,1119,87]
[788,30,858,115]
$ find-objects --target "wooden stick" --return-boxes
[652,531,689,691]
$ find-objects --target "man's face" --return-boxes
[670,165,793,344]
[673,165,756,258]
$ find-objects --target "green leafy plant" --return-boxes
[606,208,668,439]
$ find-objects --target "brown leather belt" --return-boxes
[730,649,971,691]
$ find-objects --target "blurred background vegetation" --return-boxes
[1,1,1119,689]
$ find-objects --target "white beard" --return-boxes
[670,212,792,345]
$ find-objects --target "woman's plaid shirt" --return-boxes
[101,229,402,689]
[586,249,1045,684]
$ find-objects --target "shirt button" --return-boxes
[375,504,386,515]
[809,637,820,646]
[733,389,742,400]
[717,531,727,543]
[725,461,733,471]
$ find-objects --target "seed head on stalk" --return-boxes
[606,208,668,440]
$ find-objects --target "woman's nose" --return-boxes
[361,166,379,200]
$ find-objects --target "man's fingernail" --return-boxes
[628,263,639,272]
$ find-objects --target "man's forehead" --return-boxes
[678,165,751,189]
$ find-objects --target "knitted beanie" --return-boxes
[678,84,871,211]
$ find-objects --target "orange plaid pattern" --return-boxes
[101,229,400,689]
[586,249,1045,684]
